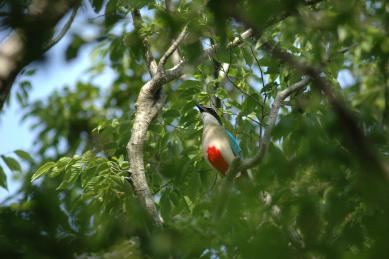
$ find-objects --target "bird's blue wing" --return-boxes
[226,130,242,157]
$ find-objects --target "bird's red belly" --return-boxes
[207,145,229,174]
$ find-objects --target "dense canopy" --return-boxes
[0,0,388,258]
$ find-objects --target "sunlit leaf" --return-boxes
[31,162,56,182]
[0,166,7,190]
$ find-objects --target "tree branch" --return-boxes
[131,9,158,76]
[127,81,165,226]
[0,30,25,111]
[44,6,78,51]
[217,78,311,252]
[126,0,332,225]
[0,0,79,112]
[164,29,253,81]
[260,41,389,179]
[164,0,182,66]
[126,28,254,225]
[226,77,311,175]
[225,3,389,179]
[157,25,188,72]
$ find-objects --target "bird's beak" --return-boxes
[195,104,205,112]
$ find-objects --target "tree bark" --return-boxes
[0,0,79,111]
[126,25,252,225]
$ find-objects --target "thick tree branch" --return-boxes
[127,80,165,226]
[226,5,389,179]
[126,29,253,225]
[0,0,79,112]
[127,0,331,225]
[261,42,389,179]
[131,9,158,76]
[0,30,25,111]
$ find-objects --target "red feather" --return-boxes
[207,145,229,175]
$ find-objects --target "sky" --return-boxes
[0,6,111,201]
[0,5,356,202]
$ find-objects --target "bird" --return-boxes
[196,104,243,175]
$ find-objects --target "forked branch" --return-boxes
[226,8,389,179]
[157,25,188,71]
[260,41,389,179]
[0,0,79,112]
[127,28,253,226]
[225,77,311,176]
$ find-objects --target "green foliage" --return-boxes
[0,149,34,190]
[32,151,130,209]
[1,155,21,172]
[0,167,6,190]
[1,0,389,258]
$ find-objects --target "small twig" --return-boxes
[210,40,231,110]
[219,65,259,105]
[44,6,78,51]
[238,77,311,172]
[210,44,222,108]
[164,28,253,82]
[249,45,268,138]
[259,94,267,138]
[249,45,265,89]
[260,40,389,179]
[164,0,182,66]
[157,25,188,72]
[228,111,261,125]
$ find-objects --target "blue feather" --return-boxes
[226,130,241,157]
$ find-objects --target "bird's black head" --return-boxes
[195,104,222,125]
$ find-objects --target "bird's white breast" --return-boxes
[202,124,236,165]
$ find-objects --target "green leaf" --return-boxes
[182,40,202,63]
[242,47,254,66]
[14,150,34,162]
[65,35,85,61]
[121,0,149,9]
[0,166,7,190]
[183,195,194,214]
[91,0,104,13]
[214,47,231,63]
[105,0,121,27]
[31,162,56,182]
[1,155,21,172]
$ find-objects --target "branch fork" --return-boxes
[224,77,311,177]
[126,12,254,225]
